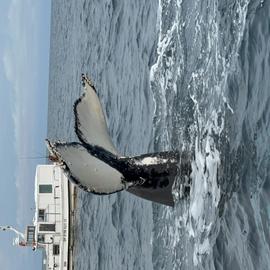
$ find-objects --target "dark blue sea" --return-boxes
[47,0,270,269]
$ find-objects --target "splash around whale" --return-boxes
[46,74,192,206]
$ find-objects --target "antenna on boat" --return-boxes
[19,153,59,162]
[19,156,49,160]
[18,149,51,160]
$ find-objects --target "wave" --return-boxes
[149,0,249,268]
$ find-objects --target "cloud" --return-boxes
[2,0,47,226]
[0,3,50,270]
[3,0,40,150]
[3,48,13,82]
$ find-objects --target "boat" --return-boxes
[0,164,76,270]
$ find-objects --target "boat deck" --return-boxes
[68,183,77,270]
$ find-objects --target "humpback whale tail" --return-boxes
[46,74,192,206]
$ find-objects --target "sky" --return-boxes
[0,0,51,269]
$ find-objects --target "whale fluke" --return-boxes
[46,140,126,194]
[46,74,192,206]
[74,74,118,154]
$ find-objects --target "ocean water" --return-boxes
[47,0,270,269]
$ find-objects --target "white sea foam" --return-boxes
[149,0,249,267]
[188,127,221,265]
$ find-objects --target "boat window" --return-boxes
[37,234,45,243]
[39,223,55,232]
[26,226,36,243]
[39,184,52,193]
[38,209,46,221]
[53,244,60,255]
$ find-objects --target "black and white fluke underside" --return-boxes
[46,74,192,206]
